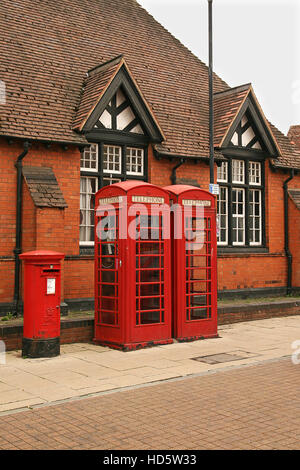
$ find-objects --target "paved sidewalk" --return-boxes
[0,357,299,450]
[0,315,299,415]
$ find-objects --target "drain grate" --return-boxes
[191,351,257,364]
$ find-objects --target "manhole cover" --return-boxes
[191,351,257,364]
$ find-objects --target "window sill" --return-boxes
[217,246,269,256]
[79,246,95,257]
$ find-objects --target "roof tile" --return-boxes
[22,166,67,209]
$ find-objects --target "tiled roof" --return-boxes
[288,189,300,210]
[269,124,300,170]
[0,0,228,155]
[73,56,124,131]
[22,166,67,208]
[73,55,165,140]
[214,84,250,147]
[0,0,299,169]
[214,85,300,170]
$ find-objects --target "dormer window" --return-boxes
[229,113,263,150]
[96,89,144,135]
[76,56,164,249]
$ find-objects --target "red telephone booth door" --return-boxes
[164,185,218,341]
[183,209,217,339]
[94,206,124,346]
[128,207,171,345]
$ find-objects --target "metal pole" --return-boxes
[208,0,214,184]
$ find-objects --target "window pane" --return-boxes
[232,188,245,245]
[232,160,245,184]
[249,189,262,245]
[126,147,144,176]
[217,162,228,182]
[80,176,98,244]
[249,162,261,185]
[217,186,228,245]
[103,145,122,174]
[80,144,98,172]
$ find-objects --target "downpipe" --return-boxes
[171,159,184,185]
[13,141,30,315]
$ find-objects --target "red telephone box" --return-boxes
[94,181,172,351]
[19,250,65,358]
[164,185,218,341]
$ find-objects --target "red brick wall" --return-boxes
[0,137,299,307]
[148,145,214,190]
[64,257,94,300]
[0,138,80,304]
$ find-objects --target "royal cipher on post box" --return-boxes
[94,181,172,351]
[164,185,218,341]
[19,250,65,358]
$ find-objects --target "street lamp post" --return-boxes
[208,0,214,185]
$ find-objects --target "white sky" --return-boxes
[138,0,300,135]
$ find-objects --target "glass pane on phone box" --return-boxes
[101,312,115,325]
[140,311,160,324]
[190,256,207,269]
[101,244,115,256]
[139,242,161,254]
[190,308,208,320]
[140,256,160,268]
[101,257,115,269]
[140,284,160,296]
[101,270,115,283]
[101,298,115,311]
[139,270,161,283]
[189,281,207,293]
[190,295,207,307]
[101,285,115,297]
[140,297,160,310]
[187,269,207,281]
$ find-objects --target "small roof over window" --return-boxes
[73,55,165,142]
[214,84,281,157]
[288,189,300,210]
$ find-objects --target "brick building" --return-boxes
[0,0,299,314]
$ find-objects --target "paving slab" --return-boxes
[0,315,299,414]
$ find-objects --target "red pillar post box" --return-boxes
[164,185,218,341]
[19,250,65,358]
[94,181,173,351]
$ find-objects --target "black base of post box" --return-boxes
[22,337,60,358]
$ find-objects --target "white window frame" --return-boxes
[249,161,261,186]
[126,147,144,176]
[80,143,98,172]
[217,186,228,245]
[103,145,122,174]
[249,189,262,246]
[232,159,245,184]
[80,176,98,246]
[217,162,228,183]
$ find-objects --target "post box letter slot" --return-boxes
[47,278,56,295]
[43,269,59,273]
